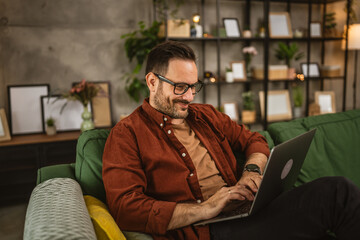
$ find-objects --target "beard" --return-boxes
[153,83,190,119]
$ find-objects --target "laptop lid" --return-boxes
[194,128,316,226]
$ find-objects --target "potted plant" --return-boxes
[46,117,56,136]
[274,42,304,80]
[241,91,256,124]
[292,85,303,118]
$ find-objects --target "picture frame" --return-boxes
[315,91,336,114]
[8,84,49,135]
[269,12,293,38]
[0,108,11,142]
[310,22,322,37]
[90,81,113,128]
[301,63,321,77]
[231,61,247,81]
[223,18,241,37]
[41,95,91,132]
[259,90,293,122]
[222,102,239,122]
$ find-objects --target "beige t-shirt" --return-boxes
[172,121,227,200]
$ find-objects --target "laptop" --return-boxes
[194,128,317,226]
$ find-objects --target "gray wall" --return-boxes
[0,0,359,126]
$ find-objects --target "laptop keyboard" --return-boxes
[218,201,252,218]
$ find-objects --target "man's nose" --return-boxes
[182,87,194,102]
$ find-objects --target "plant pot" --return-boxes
[226,72,234,83]
[294,107,302,118]
[46,126,57,136]
[288,68,296,80]
[241,110,256,124]
[81,106,95,132]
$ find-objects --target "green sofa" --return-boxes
[33,109,360,238]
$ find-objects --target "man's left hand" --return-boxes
[236,171,263,193]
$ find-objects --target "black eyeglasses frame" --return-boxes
[153,73,203,96]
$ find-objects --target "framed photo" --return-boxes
[222,102,239,122]
[310,22,322,37]
[0,108,11,142]
[231,61,247,81]
[259,90,292,122]
[223,18,241,37]
[301,63,320,77]
[8,84,49,135]
[269,12,293,38]
[90,81,112,128]
[41,95,91,132]
[315,91,336,114]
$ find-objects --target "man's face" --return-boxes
[152,59,198,119]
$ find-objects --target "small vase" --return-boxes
[294,107,302,118]
[81,105,95,132]
[46,126,57,136]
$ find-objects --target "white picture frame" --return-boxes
[269,12,293,38]
[0,108,11,142]
[301,63,320,77]
[231,61,247,81]
[223,18,241,37]
[259,90,293,122]
[315,91,336,114]
[8,84,49,135]
[41,95,91,132]
[222,102,239,122]
[310,22,322,37]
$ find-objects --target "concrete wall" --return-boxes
[0,0,359,127]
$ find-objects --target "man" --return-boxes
[103,41,360,240]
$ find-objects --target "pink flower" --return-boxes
[242,46,258,55]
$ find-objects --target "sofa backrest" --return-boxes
[267,109,360,188]
[76,129,110,203]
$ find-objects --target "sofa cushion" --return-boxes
[84,195,126,240]
[76,129,111,203]
[267,109,360,187]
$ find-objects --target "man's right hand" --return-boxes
[200,185,255,220]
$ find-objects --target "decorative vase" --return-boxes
[288,68,296,80]
[81,106,95,132]
[241,110,256,124]
[226,71,234,83]
[294,107,302,118]
[46,126,57,136]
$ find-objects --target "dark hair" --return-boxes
[145,41,196,76]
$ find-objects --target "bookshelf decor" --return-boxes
[315,91,336,114]
[259,90,292,122]
[269,12,293,38]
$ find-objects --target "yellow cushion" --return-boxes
[84,195,126,240]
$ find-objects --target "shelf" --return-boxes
[222,0,347,3]
[167,37,344,42]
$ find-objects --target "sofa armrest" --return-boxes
[37,163,76,185]
[24,178,96,240]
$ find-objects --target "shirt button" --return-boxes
[197,199,201,204]
[167,130,171,134]
[160,123,163,127]
[164,117,168,121]
[182,153,186,157]
[189,173,194,177]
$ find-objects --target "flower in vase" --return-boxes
[242,46,258,76]
[63,79,100,107]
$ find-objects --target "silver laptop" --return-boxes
[194,128,316,226]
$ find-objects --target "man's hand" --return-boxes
[167,185,253,230]
[237,171,263,193]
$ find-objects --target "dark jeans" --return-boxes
[210,177,360,240]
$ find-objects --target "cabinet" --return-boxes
[0,132,80,205]
[161,0,351,129]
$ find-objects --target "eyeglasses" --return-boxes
[153,73,203,95]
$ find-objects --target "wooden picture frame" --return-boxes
[222,102,239,122]
[315,91,336,114]
[231,61,247,81]
[223,18,241,37]
[301,63,320,77]
[259,90,292,122]
[269,12,293,38]
[90,81,113,128]
[8,84,49,135]
[310,22,322,37]
[41,95,90,132]
[0,108,11,142]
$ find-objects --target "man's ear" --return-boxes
[146,72,158,93]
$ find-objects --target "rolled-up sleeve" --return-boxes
[102,124,176,235]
